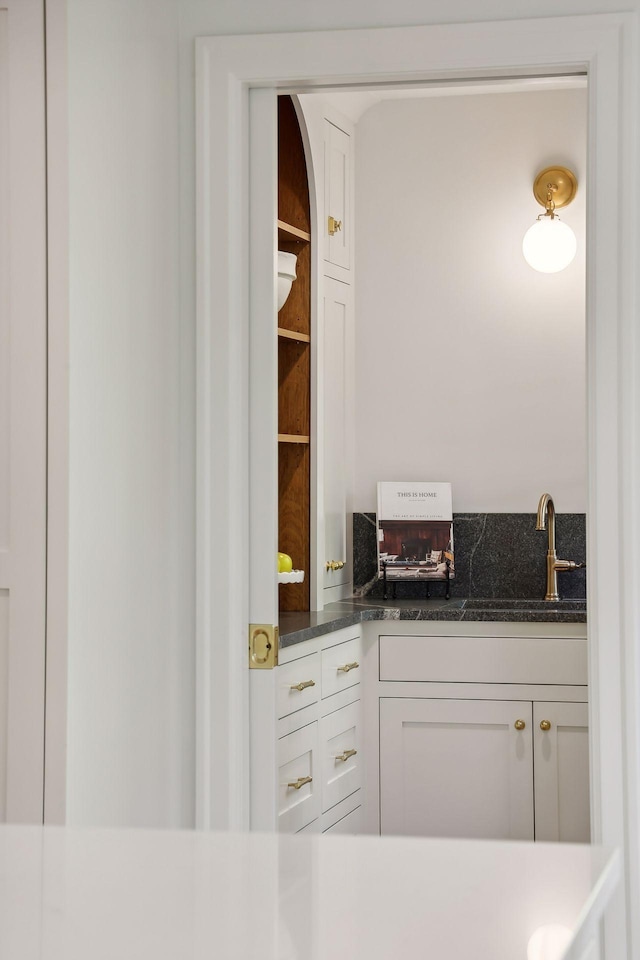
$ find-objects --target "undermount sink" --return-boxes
[463,598,587,612]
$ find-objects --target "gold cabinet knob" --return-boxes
[290,679,315,692]
[540,720,552,731]
[326,560,346,571]
[328,215,343,236]
[335,748,357,762]
[514,719,526,731]
[337,661,359,674]
[287,776,312,791]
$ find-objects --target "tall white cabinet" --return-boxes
[322,278,353,595]
[323,119,351,276]
[297,97,355,607]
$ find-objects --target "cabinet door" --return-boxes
[534,701,590,843]
[323,120,350,270]
[323,805,362,834]
[380,699,534,840]
[278,722,321,833]
[322,278,352,594]
[320,700,361,812]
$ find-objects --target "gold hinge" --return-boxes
[249,623,278,669]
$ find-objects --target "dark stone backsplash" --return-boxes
[353,512,587,601]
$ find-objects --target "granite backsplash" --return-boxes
[353,512,587,601]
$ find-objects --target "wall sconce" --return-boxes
[522,166,578,273]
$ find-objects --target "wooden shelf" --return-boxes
[278,327,311,344]
[277,220,311,244]
[278,434,310,444]
[278,95,311,613]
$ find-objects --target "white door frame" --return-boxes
[1,0,48,824]
[196,14,638,960]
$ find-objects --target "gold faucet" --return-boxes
[535,493,585,601]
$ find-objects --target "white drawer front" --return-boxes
[277,652,320,719]
[297,818,320,834]
[278,722,320,833]
[320,700,361,812]
[321,635,362,699]
[379,634,587,685]
[323,805,362,835]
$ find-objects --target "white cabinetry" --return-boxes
[320,699,361,812]
[276,625,363,834]
[319,108,355,603]
[533,701,590,842]
[380,698,534,840]
[322,278,353,599]
[278,722,320,833]
[323,119,351,274]
[370,623,589,843]
[297,97,355,608]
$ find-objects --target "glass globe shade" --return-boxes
[522,217,577,273]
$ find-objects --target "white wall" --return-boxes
[353,89,587,513]
[66,0,194,827]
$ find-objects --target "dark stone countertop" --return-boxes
[279,597,587,648]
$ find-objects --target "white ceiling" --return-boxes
[305,75,587,123]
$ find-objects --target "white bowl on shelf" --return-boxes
[277,251,298,311]
[278,569,305,584]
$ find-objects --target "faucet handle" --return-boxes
[555,559,585,572]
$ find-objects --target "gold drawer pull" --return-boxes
[328,215,343,236]
[287,776,312,790]
[290,680,316,692]
[326,560,346,571]
[337,661,359,674]
[335,748,357,762]
[514,719,526,731]
[540,720,552,731]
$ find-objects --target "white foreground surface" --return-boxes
[0,826,619,960]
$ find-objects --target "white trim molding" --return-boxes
[43,0,70,827]
[196,15,639,960]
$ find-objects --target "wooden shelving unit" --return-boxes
[278,96,312,613]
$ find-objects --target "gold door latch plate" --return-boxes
[249,623,278,669]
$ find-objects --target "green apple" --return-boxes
[278,552,293,573]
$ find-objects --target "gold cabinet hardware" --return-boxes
[540,720,552,731]
[337,661,359,674]
[290,680,316,692]
[326,560,346,571]
[287,776,312,790]
[249,624,278,669]
[335,748,357,762]
[328,215,343,236]
[514,719,526,731]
